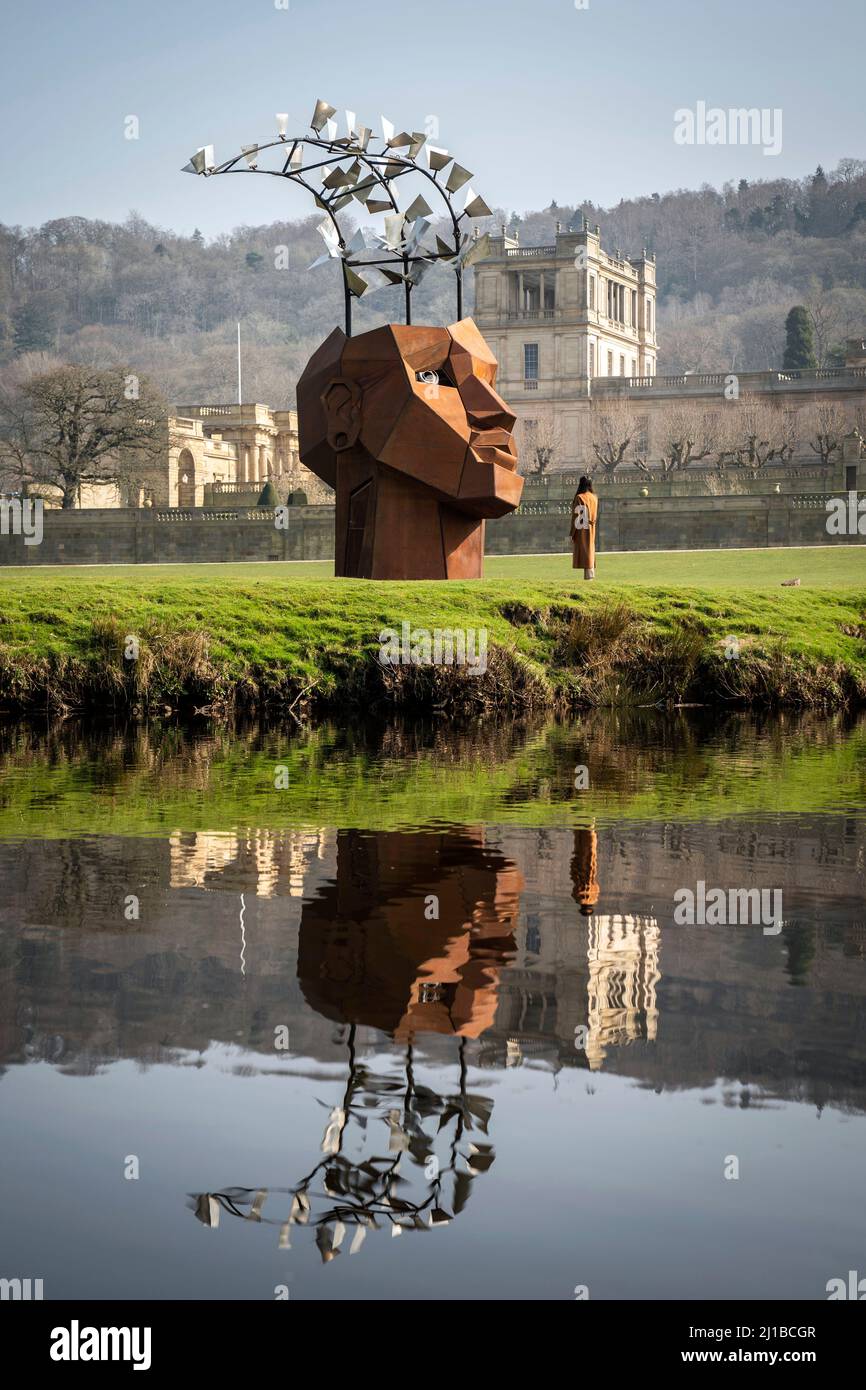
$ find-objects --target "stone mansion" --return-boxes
[78,401,331,510]
[76,222,866,508]
[132,402,331,510]
[473,221,866,473]
[474,220,659,392]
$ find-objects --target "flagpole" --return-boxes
[237,322,242,405]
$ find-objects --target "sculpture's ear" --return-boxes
[321,377,361,451]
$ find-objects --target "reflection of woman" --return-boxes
[571,826,599,917]
[570,476,598,581]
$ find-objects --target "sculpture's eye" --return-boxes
[416,367,456,388]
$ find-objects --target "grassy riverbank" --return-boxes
[0,549,865,716]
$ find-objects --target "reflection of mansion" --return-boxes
[585,914,660,1071]
[170,828,331,899]
[168,826,662,1073]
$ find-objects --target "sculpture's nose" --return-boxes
[460,375,516,433]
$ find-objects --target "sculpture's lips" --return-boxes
[470,428,513,448]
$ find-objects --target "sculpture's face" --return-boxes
[297,317,521,516]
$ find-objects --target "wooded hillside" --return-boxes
[2,159,864,406]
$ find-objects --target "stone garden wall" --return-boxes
[0,494,862,566]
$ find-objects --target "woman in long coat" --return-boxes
[570,475,598,579]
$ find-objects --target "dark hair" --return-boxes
[577,476,594,494]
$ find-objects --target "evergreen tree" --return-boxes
[12,299,56,354]
[257,479,279,507]
[782,306,817,369]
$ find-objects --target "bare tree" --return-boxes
[0,388,35,495]
[588,398,639,477]
[804,278,842,369]
[719,394,796,471]
[800,399,851,465]
[0,365,172,508]
[652,401,720,475]
[519,407,561,474]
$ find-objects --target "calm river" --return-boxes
[1,712,864,1300]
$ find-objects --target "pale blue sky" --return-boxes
[2,0,864,237]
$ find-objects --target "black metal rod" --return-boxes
[343,268,352,336]
[456,267,463,321]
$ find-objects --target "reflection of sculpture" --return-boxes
[190,828,523,1259]
[297,318,523,579]
[298,828,522,1036]
[189,1033,495,1257]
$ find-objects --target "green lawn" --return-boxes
[1,545,864,589]
[1,546,864,712]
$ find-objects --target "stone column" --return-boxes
[518,271,524,314]
[841,429,863,491]
[539,269,545,314]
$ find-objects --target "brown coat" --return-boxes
[570,489,598,570]
[571,827,599,911]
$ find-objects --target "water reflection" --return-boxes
[1,713,866,1298]
[298,829,521,1037]
[190,828,520,1256]
[191,1031,496,1257]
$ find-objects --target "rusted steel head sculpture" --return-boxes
[184,99,523,576]
[297,316,522,578]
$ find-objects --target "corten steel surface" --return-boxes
[297,828,523,1039]
[297,317,523,579]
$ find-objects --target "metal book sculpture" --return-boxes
[183,99,523,578]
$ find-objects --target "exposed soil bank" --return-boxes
[1,576,864,718]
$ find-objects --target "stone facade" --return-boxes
[474,220,658,399]
[473,227,866,475]
[77,403,332,510]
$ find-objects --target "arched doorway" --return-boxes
[177,449,196,508]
